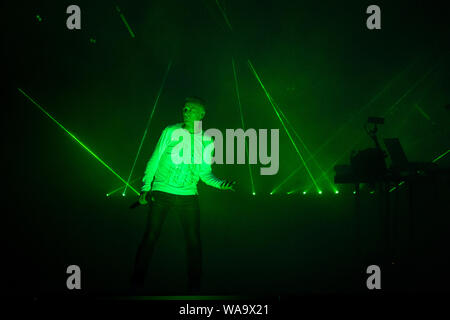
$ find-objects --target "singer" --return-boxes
[130,96,236,294]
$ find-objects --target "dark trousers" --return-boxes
[131,191,202,292]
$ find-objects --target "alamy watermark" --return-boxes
[65,5,380,33]
[170,121,279,175]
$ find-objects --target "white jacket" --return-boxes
[141,123,225,195]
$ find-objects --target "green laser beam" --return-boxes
[384,62,441,116]
[432,150,450,163]
[120,15,135,38]
[269,96,336,192]
[270,61,417,194]
[288,136,363,195]
[389,181,405,193]
[271,167,300,194]
[17,88,139,195]
[122,60,173,195]
[270,104,334,193]
[414,103,432,121]
[115,5,135,38]
[291,136,368,194]
[388,149,448,193]
[286,187,312,194]
[107,178,139,197]
[293,59,443,194]
[232,58,255,195]
[247,60,320,193]
[389,148,450,192]
[304,57,419,160]
[214,0,233,31]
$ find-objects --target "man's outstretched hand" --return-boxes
[220,180,236,191]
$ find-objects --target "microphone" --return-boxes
[129,192,151,209]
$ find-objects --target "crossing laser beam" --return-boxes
[270,60,418,194]
[247,60,320,193]
[107,178,139,197]
[311,58,418,160]
[122,60,173,196]
[292,58,443,194]
[271,166,302,194]
[232,58,255,195]
[18,88,139,195]
[270,96,336,193]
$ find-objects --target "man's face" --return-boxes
[183,102,205,124]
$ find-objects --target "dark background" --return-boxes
[3,0,449,296]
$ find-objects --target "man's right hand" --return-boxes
[138,191,149,205]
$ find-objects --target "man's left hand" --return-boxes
[220,180,236,191]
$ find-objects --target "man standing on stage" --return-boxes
[131,96,236,293]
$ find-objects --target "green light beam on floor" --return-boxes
[214,0,233,31]
[122,60,173,196]
[247,60,321,193]
[107,178,139,197]
[116,5,135,38]
[270,96,336,193]
[232,58,255,195]
[17,88,139,196]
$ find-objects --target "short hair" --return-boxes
[185,96,206,111]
